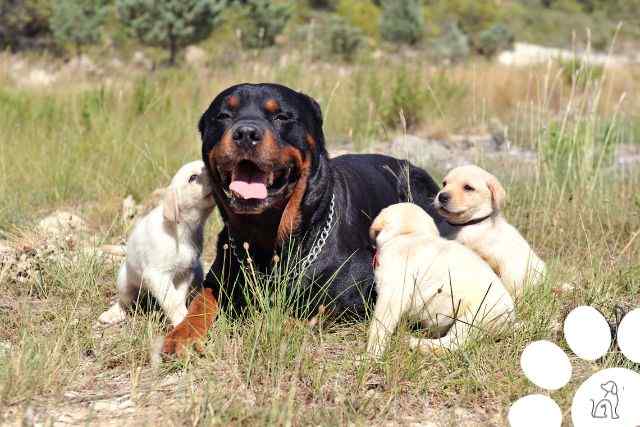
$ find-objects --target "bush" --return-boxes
[50,0,107,55]
[326,16,364,61]
[307,0,336,10]
[117,0,225,65]
[380,67,426,129]
[336,0,380,39]
[558,58,604,89]
[238,0,292,49]
[379,0,423,45]
[476,23,514,58]
[432,22,470,63]
[0,0,53,51]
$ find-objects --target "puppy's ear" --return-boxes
[163,188,181,224]
[369,218,383,243]
[487,176,506,210]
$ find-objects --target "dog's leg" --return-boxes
[367,291,405,358]
[143,269,188,326]
[408,312,473,352]
[99,264,134,325]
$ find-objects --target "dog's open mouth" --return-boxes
[217,160,298,210]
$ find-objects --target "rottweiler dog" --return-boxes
[162,83,441,355]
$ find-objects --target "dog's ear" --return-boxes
[163,188,181,224]
[301,92,323,128]
[487,176,506,210]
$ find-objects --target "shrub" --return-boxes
[117,0,226,65]
[558,58,604,89]
[380,67,426,129]
[238,0,292,49]
[326,16,364,61]
[49,0,107,55]
[541,120,616,184]
[307,0,337,10]
[476,23,514,58]
[432,22,470,63]
[379,0,423,45]
[0,0,53,51]
[336,0,381,39]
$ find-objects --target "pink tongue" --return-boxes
[230,180,268,200]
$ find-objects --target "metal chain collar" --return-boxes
[225,193,336,274]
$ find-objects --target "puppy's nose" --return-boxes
[232,124,262,148]
[438,192,450,204]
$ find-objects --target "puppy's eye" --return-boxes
[463,184,475,192]
[442,181,447,186]
[215,112,232,121]
[188,174,198,183]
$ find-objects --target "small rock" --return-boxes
[21,68,56,87]
[185,45,207,66]
[131,51,152,70]
[99,244,126,257]
[64,55,98,75]
[38,211,87,237]
[109,58,124,69]
[92,396,134,412]
[559,282,576,293]
[389,135,452,165]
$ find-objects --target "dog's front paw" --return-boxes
[161,324,206,358]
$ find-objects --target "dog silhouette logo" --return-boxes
[590,380,620,420]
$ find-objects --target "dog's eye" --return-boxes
[215,112,232,122]
[188,174,198,183]
[273,112,291,122]
[442,181,447,186]
[463,184,475,192]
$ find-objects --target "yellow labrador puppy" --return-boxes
[367,203,514,358]
[435,165,545,296]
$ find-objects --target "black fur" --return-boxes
[199,83,441,319]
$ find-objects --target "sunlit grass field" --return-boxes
[1,55,639,425]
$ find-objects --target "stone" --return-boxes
[389,134,452,165]
[132,51,152,70]
[37,211,87,237]
[21,68,56,87]
[185,46,207,66]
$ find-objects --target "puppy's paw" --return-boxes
[98,303,127,326]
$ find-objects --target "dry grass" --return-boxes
[1,53,639,425]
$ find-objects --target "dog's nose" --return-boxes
[438,192,450,204]
[232,124,262,147]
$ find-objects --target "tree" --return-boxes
[0,0,53,51]
[379,0,424,45]
[117,0,226,65]
[50,0,107,55]
[239,0,291,49]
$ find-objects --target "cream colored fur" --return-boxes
[435,165,546,296]
[98,160,215,327]
[367,203,515,358]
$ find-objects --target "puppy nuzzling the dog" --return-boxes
[435,165,546,296]
[99,160,215,327]
[367,203,514,358]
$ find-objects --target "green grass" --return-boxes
[1,57,639,425]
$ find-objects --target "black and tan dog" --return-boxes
[162,83,441,355]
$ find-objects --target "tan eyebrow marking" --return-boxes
[264,99,279,113]
[227,95,239,109]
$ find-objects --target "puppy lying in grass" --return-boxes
[435,165,546,296]
[367,203,514,358]
[99,160,215,327]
